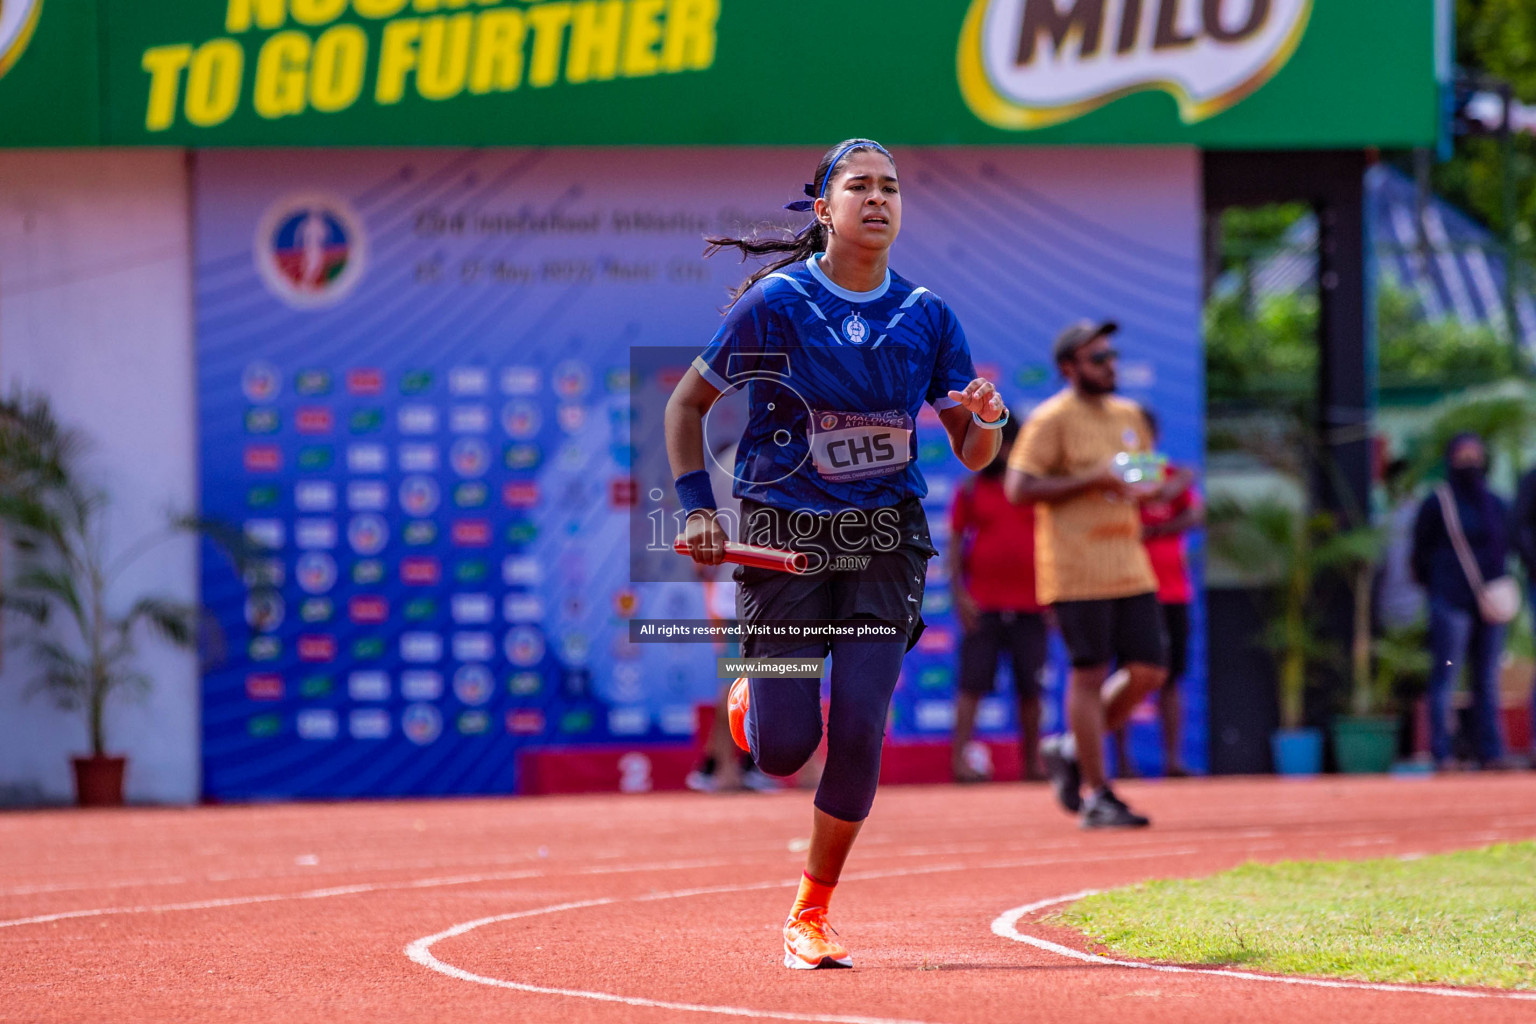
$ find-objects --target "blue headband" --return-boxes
[783,142,893,213]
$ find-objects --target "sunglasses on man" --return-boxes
[1081,348,1119,366]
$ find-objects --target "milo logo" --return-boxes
[958,0,1312,129]
[0,0,42,80]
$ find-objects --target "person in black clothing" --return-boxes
[1411,433,1510,769]
[1513,462,1536,766]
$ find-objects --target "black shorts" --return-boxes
[1053,592,1168,670]
[959,610,1048,698]
[734,498,935,657]
[1162,601,1189,685]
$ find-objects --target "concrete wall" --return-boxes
[0,150,198,804]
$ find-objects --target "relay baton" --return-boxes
[672,537,809,574]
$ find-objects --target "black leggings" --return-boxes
[745,638,907,823]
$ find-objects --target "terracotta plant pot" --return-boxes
[71,755,126,807]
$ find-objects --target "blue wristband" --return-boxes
[674,469,717,514]
[973,406,1010,429]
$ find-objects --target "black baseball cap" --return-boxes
[1052,319,1119,364]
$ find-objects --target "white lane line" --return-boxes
[0,845,1197,933]
[402,848,1201,1024]
[404,885,933,1024]
[992,893,1536,1002]
[1,876,193,898]
[12,820,1533,900]
[0,853,762,898]
[0,872,538,930]
[0,855,767,904]
[6,815,1513,929]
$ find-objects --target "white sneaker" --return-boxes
[741,767,780,792]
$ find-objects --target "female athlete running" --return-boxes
[665,139,1006,969]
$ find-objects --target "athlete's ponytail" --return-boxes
[704,138,894,307]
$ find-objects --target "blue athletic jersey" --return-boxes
[693,254,976,511]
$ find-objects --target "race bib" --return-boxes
[808,410,913,482]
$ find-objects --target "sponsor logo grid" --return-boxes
[230,355,655,771]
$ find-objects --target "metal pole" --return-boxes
[1499,83,1522,367]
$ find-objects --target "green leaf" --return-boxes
[124,597,197,650]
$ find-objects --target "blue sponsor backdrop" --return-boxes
[195,147,1205,800]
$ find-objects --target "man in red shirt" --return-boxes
[1114,411,1201,777]
[949,419,1048,782]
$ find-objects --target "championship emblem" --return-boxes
[450,437,490,478]
[453,665,494,707]
[402,704,443,746]
[244,592,285,633]
[296,552,338,595]
[347,513,389,556]
[255,194,367,309]
[505,626,546,667]
[400,476,440,516]
[241,362,280,403]
[502,401,541,439]
[553,361,590,398]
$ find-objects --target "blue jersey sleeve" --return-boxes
[692,284,782,393]
[926,299,977,410]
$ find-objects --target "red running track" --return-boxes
[5,774,1536,1024]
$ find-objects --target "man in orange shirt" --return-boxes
[1005,321,1170,828]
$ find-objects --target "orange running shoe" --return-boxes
[727,676,750,753]
[782,907,852,969]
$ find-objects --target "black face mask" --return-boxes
[1449,465,1486,491]
[1076,375,1115,396]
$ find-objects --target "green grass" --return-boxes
[1056,842,1536,990]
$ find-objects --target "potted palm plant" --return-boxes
[0,394,198,806]
[1209,495,1375,774]
[1318,524,1397,773]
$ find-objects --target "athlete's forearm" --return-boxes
[664,367,720,480]
[938,403,999,472]
[956,419,1002,472]
[664,394,707,479]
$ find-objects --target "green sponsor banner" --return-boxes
[0,0,102,145]
[18,1,1441,148]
